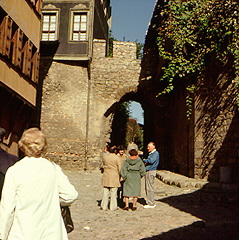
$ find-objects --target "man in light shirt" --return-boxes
[143,142,159,209]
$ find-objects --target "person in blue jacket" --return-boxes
[143,142,159,208]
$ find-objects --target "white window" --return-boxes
[42,12,58,41]
[71,12,87,41]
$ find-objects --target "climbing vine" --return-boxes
[156,0,239,118]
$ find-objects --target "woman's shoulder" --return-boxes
[135,157,143,163]
[124,157,131,163]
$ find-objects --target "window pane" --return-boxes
[42,33,48,41]
[73,33,79,41]
[74,15,81,22]
[74,23,80,31]
[81,15,87,22]
[43,23,49,31]
[43,15,50,22]
[50,23,56,31]
[49,33,55,40]
[80,33,86,41]
[51,16,56,22]
[81,23,86,31]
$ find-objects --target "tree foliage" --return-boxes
[110,102,144,150]
[110,102,130,148]
[136,40,144,59]
[156,0,239,118]
[126,119,144,150]
[108,30,116,57]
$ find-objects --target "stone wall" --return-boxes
[86,40,141,168]
[40,61,89,170]
[194,62,239,181]
[40,40,141,170]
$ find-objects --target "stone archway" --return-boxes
[40,40,143,170]
[103,93,144,149]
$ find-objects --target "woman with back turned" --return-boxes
[120,149,146,211]
[0,128,78,240]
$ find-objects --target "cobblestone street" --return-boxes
[64,170,239,240]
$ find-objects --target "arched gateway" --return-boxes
[40,40,142,170]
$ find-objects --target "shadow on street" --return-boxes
[141,183,239,240]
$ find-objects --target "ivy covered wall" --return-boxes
[140,0,239,181]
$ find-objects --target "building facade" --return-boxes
[0,0,42,155]
[39,0,142,170]
[40,0,111,60]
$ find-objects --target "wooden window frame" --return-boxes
[41,11,59,41]
[70,11,88,42]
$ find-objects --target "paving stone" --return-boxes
[64,170,239,240]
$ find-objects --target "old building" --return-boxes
[40,0,111,60]
[0,0,42,155]
[140,0,239,183]
[39,0,142,169]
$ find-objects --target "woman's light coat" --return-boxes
[0,157,78,240]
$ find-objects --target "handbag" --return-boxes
[51,162,74,233]
[61,206,74,233]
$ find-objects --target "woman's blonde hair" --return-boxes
[18,128,47,157]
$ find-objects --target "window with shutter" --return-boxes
[22,40,33,77]
[70,12,88,42]
[12,29,23,68]
[0,16,13,58]
[31,51,40,83]
[41,12,58,41]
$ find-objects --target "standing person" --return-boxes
[103,146,109,156]
[143,142,159,209]
[117,146,128,205]
[101,146,122,211]
[0,127,18,199]
[117,146,127,164]
[99,145,110,173]
[120,149,146,211]
[0,128,78,240]
[127,142,139,156]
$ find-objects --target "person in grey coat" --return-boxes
[120,149,146,211]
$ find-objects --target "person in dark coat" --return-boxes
[0,127,18,199]
[120,149,146,211]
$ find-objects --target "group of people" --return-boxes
[0,126,160,239]
[101,142,160,211]
[0,127,78,240]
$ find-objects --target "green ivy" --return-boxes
[156,0,239,118]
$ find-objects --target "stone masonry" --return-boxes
[40,40,141,170]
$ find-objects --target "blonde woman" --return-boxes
[0,128,78,240]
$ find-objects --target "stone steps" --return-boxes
[156,170,209,189]
[156,170,239,191]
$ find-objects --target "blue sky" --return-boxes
[110,0,156,44]
[110,0,156,124]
